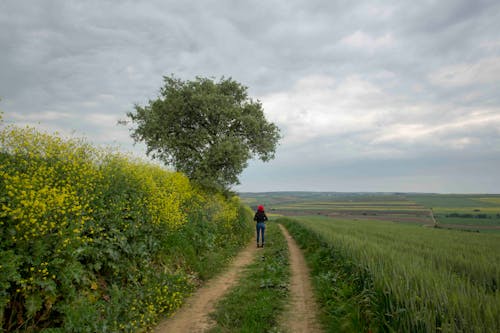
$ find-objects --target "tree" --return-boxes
[125,75,280,192]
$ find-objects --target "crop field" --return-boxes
[241,192,500,330]
[240,192,500,231]
[280,216,500,332]
[408,194,500,229]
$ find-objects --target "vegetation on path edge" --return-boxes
[0,123,253,331]
[208,222,290,333]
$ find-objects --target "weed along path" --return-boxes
[279,224,323,333]
[154,239,257,333]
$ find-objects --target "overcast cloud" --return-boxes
[1,0,500,193]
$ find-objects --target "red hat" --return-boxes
[257,205,264,212]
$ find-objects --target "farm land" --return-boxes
[240,192,500,231]
[240,192,500,331]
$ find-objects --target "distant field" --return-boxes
[409,194,500,208]
[408,194,500,229]
[240,192,500,231]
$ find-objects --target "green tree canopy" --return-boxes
[126,75,280,192]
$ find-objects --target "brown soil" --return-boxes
[279,224,323,333]
[154,239,256,333]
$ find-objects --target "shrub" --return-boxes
[0,122,252,331]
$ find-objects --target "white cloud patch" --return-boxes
[340,31,395,52]
[9,111,73,122]
[84,113,119,126]
[429,57,500,87]
[364,4,395,19]
[373,110,500,147]
[79,113,137,147]
[263,75,387,144]
[480,39,500,50]
[262,75,500,160]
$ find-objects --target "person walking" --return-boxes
[254,205,268,248]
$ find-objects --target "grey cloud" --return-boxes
[238,152,500,193]
[397,0,499,35]
[1,0,500,193]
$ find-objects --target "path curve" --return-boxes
[279,224,323,333]
[154,239,256,333]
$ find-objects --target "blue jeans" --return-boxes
[256,222,265,244]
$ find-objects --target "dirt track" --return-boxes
[154,225,322,332]
[279,224,323,333]
[154,240,256,333]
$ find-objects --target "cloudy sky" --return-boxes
[1,0,500,193]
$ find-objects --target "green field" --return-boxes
[241,192,500,230]
[280,215,500,332]
[408,194,500,228]
[240,192,500,331]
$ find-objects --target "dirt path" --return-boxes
[279,224,323,333]
[154,239,256,333]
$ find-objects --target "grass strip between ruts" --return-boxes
[208,222,290,333]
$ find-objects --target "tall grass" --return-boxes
[0,122,253,331]
[280,216,500,332]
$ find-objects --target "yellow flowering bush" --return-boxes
[0,126,101,331]
[0,121,252,331]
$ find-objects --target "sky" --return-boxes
[1,0,500,193]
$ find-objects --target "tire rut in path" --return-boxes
[279,224,323,333]
[154,239,256,333]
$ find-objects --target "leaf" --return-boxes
[25,294,43,317]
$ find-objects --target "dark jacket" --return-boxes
[254,211,268,223]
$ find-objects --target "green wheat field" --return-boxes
[241,192,500,332]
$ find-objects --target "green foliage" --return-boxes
[209,222,289,333]
[125,75,280,192]
[281,216,500,332]
[0,123,253,331]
